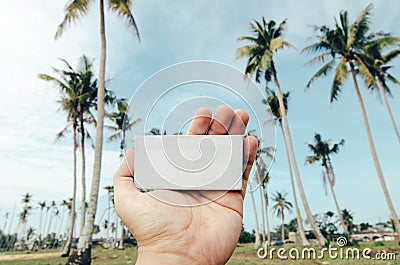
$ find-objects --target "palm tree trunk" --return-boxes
[113,216,118,249]
[80,113,86,235]
[71,0,107,262]
[58,208,66,239]
[255,171,266,244]
[38,209,43,242]
[107,195,110,243]
[263,190,271,244]
[279,123,309,246]
[378,79,400,142]
[43,210,48,238]
[47,213,53,236]
[271,62,326,245]
[349,63,400,234]
[61,127,77,257]
[249,183,262,249]
[324,164,348,234]
[281,215,285,241]
[118,221,125,250]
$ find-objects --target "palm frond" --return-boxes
[386,73,400,86]
[55,0,92,39]
[305,155,320,164]
[330,57,348,102]
[107,132,121,142]
[348,4,372,48]
[305,52,332,66]
[306,59,335,89]
[108,0,141,42]
[55,125,70,142]
[366,36,400,51]
[356,56,378,91]
[384,48,400,63]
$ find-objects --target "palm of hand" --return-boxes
[116,190,243,265]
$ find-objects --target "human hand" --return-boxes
[114,105,258,265]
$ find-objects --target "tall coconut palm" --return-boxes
[106,98,139,249]
[62,199,74,237]
[249,131,275,246]
[39,58,82,256]
[75,56,98,236]
[303,5,400,234]
[237,17,326,245]
[305,133,348,235]
[254,158,266,245]
[260,170,271,245]
[264,89,309,246]
[19,193,33,241]
[341,209,355,234]
[106,98,141,157]
[46,201,57,236]
[361,41,400,142]
[271,191,292,241]
[26,227,35,242]
[248,182,262,248]
[38,201,46,241]
[55,1,140,261]
[103,185,114,244]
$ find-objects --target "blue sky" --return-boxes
[0,0,399,236]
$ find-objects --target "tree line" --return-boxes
[237,4,400,248]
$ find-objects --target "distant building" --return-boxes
[351,228,399,242]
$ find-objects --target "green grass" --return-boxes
[0,242,399,265]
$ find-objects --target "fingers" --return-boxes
[187,107,212,135]
[241,136,258,198]
[207,105,235,135]
[113,150,140,214]
[228,109,249,135]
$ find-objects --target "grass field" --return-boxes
[0,242,399,265]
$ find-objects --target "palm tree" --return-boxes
[19,193,33,240]
[271,191,293,241]
[2,213,9,236]
[264,89,309,246]
[237,17,326,245]
[303,4,400,234]
[306,133,348,235]
[75,56,98,236]
[38,201,46,240]
[106,98,141,157]
[341,209,354,234]
[61,199,74,237]
[47,201,57,236]
[260,170,271,245]
[26,227,35,242]
[249,131,275,246]
[254,159,266,245]
[106,98,139,249]
[361,40,400,142]
[55,1,140,260]
[43,204,51,238]
[39,58,82,256]
[248,182,262,248]
[103,186,114,244]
